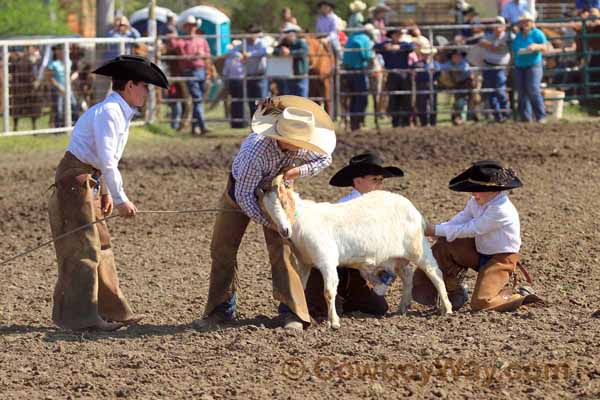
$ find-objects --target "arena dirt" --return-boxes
[1,121,599,399]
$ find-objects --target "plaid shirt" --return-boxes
[231,132,332,226]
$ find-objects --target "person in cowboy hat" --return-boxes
[47,55,169,331]
[193,96,336,332]
[511,11,548,123]
[412,34,440,127]
[273,23,310,97]
[412,160,542,312]
[303,151,404,317]
[316,1,343,59]
[374,26,416,127]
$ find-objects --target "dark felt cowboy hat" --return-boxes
[329,151,404,187]
[449,160,522,192]
[93,55,169,89]
[317,1,336,9]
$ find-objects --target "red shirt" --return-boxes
[173,35,211,71]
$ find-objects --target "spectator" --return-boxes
[106,16,141,58]
[369,4,392,44]
[511,11,548,122]
[575,0,600,16]
[348,0,367,29]
[316,1,342,59]
[440,49,473,125]
[501,0,535,25]
[45,45,79,128]
[342,22,374,131]
[479,16,511,122]
[413,37,440,126]
[171,15,212,135]
[375,28,416,127]
[165,24,189,131]
[279,7,298,32]
[239,24,269,117]
[223,40,247,128]
[273,23,309,97]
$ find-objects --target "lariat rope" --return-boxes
[0,208,243,267]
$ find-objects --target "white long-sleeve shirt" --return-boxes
[338,188,362,203]
[66,92,135,204]
[435,192,521,255]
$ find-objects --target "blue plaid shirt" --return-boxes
[231,132,332,225]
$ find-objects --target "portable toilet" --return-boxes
[177,6,230,56]
[129,6,176,36]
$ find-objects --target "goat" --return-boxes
[260,175,453,329]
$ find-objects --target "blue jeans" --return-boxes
[211,293,237,320]
[344,72,369,130]
[387,73,412,127]
[227,78,249,129]
[513,64,546,122]
[247,77,268,116]
[51,88,78,128]
[184,68,207,130]
[279,77,309,97]
[483,66,509,122]
[416,82,437,126]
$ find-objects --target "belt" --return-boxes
[484,61,506,67]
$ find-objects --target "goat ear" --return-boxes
[271,174,284,189]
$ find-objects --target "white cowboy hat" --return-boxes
[519,11,535,22]
[349,0,367,12]
[252,96,336,156]
[414,35,438,55]
[184,15,197,25]
[281,22,302,33]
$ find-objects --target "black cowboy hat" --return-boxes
[448,160,522,192]
[317,1,336,9]
[246,23,262,34]
[329,151,404,187]
[386,27,402,38]
[92,55,169,89]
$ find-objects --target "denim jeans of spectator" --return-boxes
[247,78,268,116]
[184,68,207,130]
[514,63,546,122]
[227,78,249,129]
[416,82,438,126]
[483,66,509,122]
[170,101,182,130]
[344,72,369,130]
[51,88,78,128]
[278,77,309,98]
[386,73,412,127]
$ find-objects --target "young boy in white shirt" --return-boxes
[304,151,404,317]
[414,160,541,312]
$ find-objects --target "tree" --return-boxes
[0,0,72,37]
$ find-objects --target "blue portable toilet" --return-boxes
[177,6,230,56]
[129,6,176,36]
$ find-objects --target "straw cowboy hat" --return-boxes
[329,151,404,187]
[414,35,438,56]
[448,160,522,192]
[518,11,535,22]
[349,0,367,12]
[252,96,336,156]
[281,22,302,33]
[93,55,169,89]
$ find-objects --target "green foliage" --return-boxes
[0,0,72,37]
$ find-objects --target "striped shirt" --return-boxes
[232,132,332,226]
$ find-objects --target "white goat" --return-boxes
[260,176,453,329]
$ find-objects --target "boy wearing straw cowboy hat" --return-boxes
[413,160,542,312]
[48,56,169,331]
[194,96,336,331]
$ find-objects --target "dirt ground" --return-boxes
[1,120,599,399]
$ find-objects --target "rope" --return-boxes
[0,208,243,267]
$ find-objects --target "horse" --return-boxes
[305,35,335,116]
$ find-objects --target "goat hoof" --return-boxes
[329,321,341,330]
[398,304,410,315]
